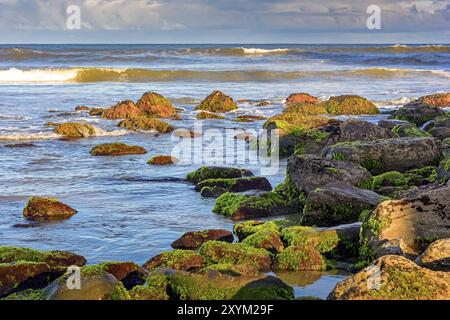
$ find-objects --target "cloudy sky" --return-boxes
[0,0,449,43]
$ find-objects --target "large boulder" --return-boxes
[143,250,205,271]
[389,101,445,126]
[136,92,177,118]
[101,100,143,120]
[415,239,450,271]
[285,93,320,105]
[302,182,385,227]
[287,154,373,194]
[328,255,450,300]
[55,122,96,138]
[195,91,238,113]
[418,93,450,108]
[321,95,380,115]
[23,197,77,221]
[171,230,234,250]
[360,185,450,258]
[90,143,147,156]
[321,137,441,175]
[118,116,174,133]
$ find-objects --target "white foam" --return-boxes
[0,132,60,141]
[0,68,79,83]
[93,127,129,137]
[240,48,290,55]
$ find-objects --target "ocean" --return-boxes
[0,44,449,298]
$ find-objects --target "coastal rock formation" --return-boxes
[415,239,450,271]
[23,197,77,221]
[329,255,450,300]
[187,166,253,184]
[321,95,380,115]
[195,177,272,193]
[195,91,238,113]
[418,92,450,108]
[285,93,320,105]
[147,155,179,165]
[118,116,174,133]
[136,92,178,118]
[102,100,143,120]
[143,250,205,271]
[90,142,147,156]
[55,122,96,138]
[321,137,441,174]
[389,101,445,126]
[171,230,234,250]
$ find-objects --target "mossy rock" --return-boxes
[242,230,284,253]
[187,166,252,184]
[195,91,238,113]
[2,289,45,300]
[88,108,105,116]
[404,166,437,186]
[136,92,177,119]
[55,122,96,138]
[286,93,320,105]
[102,100,143,120]
[371,171,408,191]
[234,115,267,122]
[233,220,282,241]
[147,155,179,165]
[118,116,174,133]
[418,93,450,108]
[196,177,272,193]
[96,262,148,290]
[199,263,260,277]
[284,103,327,115]
[263,113,332,136]
[200,186,229,198]
[196,112,226,120]
[90,142,147,156]
[392,124,431,138]
[171,229,234,250]
[23,197,78,221]
[274,246,326,271]
[390,101,445,126]
[321,95,380,115]
[199,241,272,272]
[143,250,205,271]
[128,274,170,300]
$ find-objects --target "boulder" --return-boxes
[75,105,90,111]
[415,239,450,271]
[285,93,320,105]
[378,119,410,130]
[321,137,441,174]
[195,177,272,193]
[302,182,385,227]
[328,255,450,300]
[200,186,229,198]
[392,123,431,137]
[171,230,234,250]
[101,100,143,120]
[99,262,148,290]
[360,185,450,258]
[55,122,96,138]
[147,155,179,165]
[143,250,205,271]
[195,91,238,113]
[287,154,372,194]
[118,116,174,133]
[187,166,253,184]
[273,245,326,272]
[284,103,327,115]
[88,108,105,116]
[322,95,380,115]
[428,126,450,140]
[136,92,177,118]
[23,197,77,221]
[90,143,147,156]
[418,93,450,108]
[389,101,445,126]
[196,111,225,120]
[326,119,393,145]
[241,230,284,254]
[233,220,282,241]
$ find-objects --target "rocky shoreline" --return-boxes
[1,91,449,300]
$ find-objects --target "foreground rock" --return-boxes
[302,182,385,227]
[90,143,147,156]
[285,93,319,105]
[55,122,96,138]
[322,137,441,174]
[99,262,148,290]
[118,116,174,133]
[171,230,234,250]
[187,166,253,184]
[325,119,393,146]
[143,250,205,271]
[321,95,380,115]
[389,101,445,126]
[23,197,77,221]
[195,91,238,113]
[415,239,450,271]
[102,100,143,120]
[136,92,178,119]
[418,93,450,108]
[329,255,450,300]
[196,177,272,193]
[360,185,450,258]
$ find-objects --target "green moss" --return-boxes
[196,112,226,120]
[359,209,372,222]
[280,226,342,256]
[392,124,431,138]
[118,116,174,133]
[0,246,81,266]
[2,289,45,300]
[331,152,347,161]
[129,274,170,300]
[372,171,408,191]
[404,166,437,185]
[145,250,204,271]
[195,91,238,113]
[80,264,108,277]
[233,221,281,241]
[242,230,284,253]
[322,95,380,115]
[360,213,391,258]
[361,157,384,173]
[273,177,306,209]
[443,159,450,171]
[110,282,131,300]
[187,166,246,184]
[442,138,450,146]
[90,142,147,156]
[275,246,326,271]
[213,193,248,217]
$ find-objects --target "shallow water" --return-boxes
[0,44,449,297]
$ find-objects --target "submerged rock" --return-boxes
[90,142,147,156]
[200,186,229,198]
[136,92,178,119]
[118,116,174,133]
[389,101,445,126]
[195,91,238,113]
[285,93,320,105]
[196,111,226,120]
[171,230,234,250]
[55,122,96,138]
[102,100,143,120]
[234,115,267,122]
[321,95,380,115]
[23,197,77,221]
[415,239,450,271]
[187,166,253,184]
[329,255,450,300]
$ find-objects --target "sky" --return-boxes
[0,0,449,44]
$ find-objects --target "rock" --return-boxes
[286,93,320,105]
[274,246,326,272]
[23,197,77,221]
[173,130,202,139]
[428,126,450,140]
[415,239,450,271]
[200,186,229,198]
[195,177,272,193]
[234,132,256,142]
[118,116,174,133]
[171,230,234,250]
[389,101,445,126]
[378,119,410,130]
[392,123,431,137]
[88,108,105,116]
[360,185,450,258]
[55,122,96,138]
[90,143,147,156]
[256,100,271,107]
[199,241,272,272]
[147,155,179,165]
[233,221,282,241]
[287,154,373,194]
[44,266,130,300]
[75,105,90,111]
[4,143,36,148]
[195,91,238,113]
[322,95,380,115]
[143,250,205,271]
[242,230,284,254]
[136,92,177,118]
[234,115,267,122]
[168,271,294,300]
[129,274,170,300]
[322,137,441,175]
[302,182,385,227]
[437,159,450,184]
[101,100,143,120]
[418,93,450,108]
[328,255,450,300]
[99,262,148,290]
[327,119,393,145]
[196,111,225,120]
[187,166,253,184]
[284,103,328,115]
[2,289,45,300]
